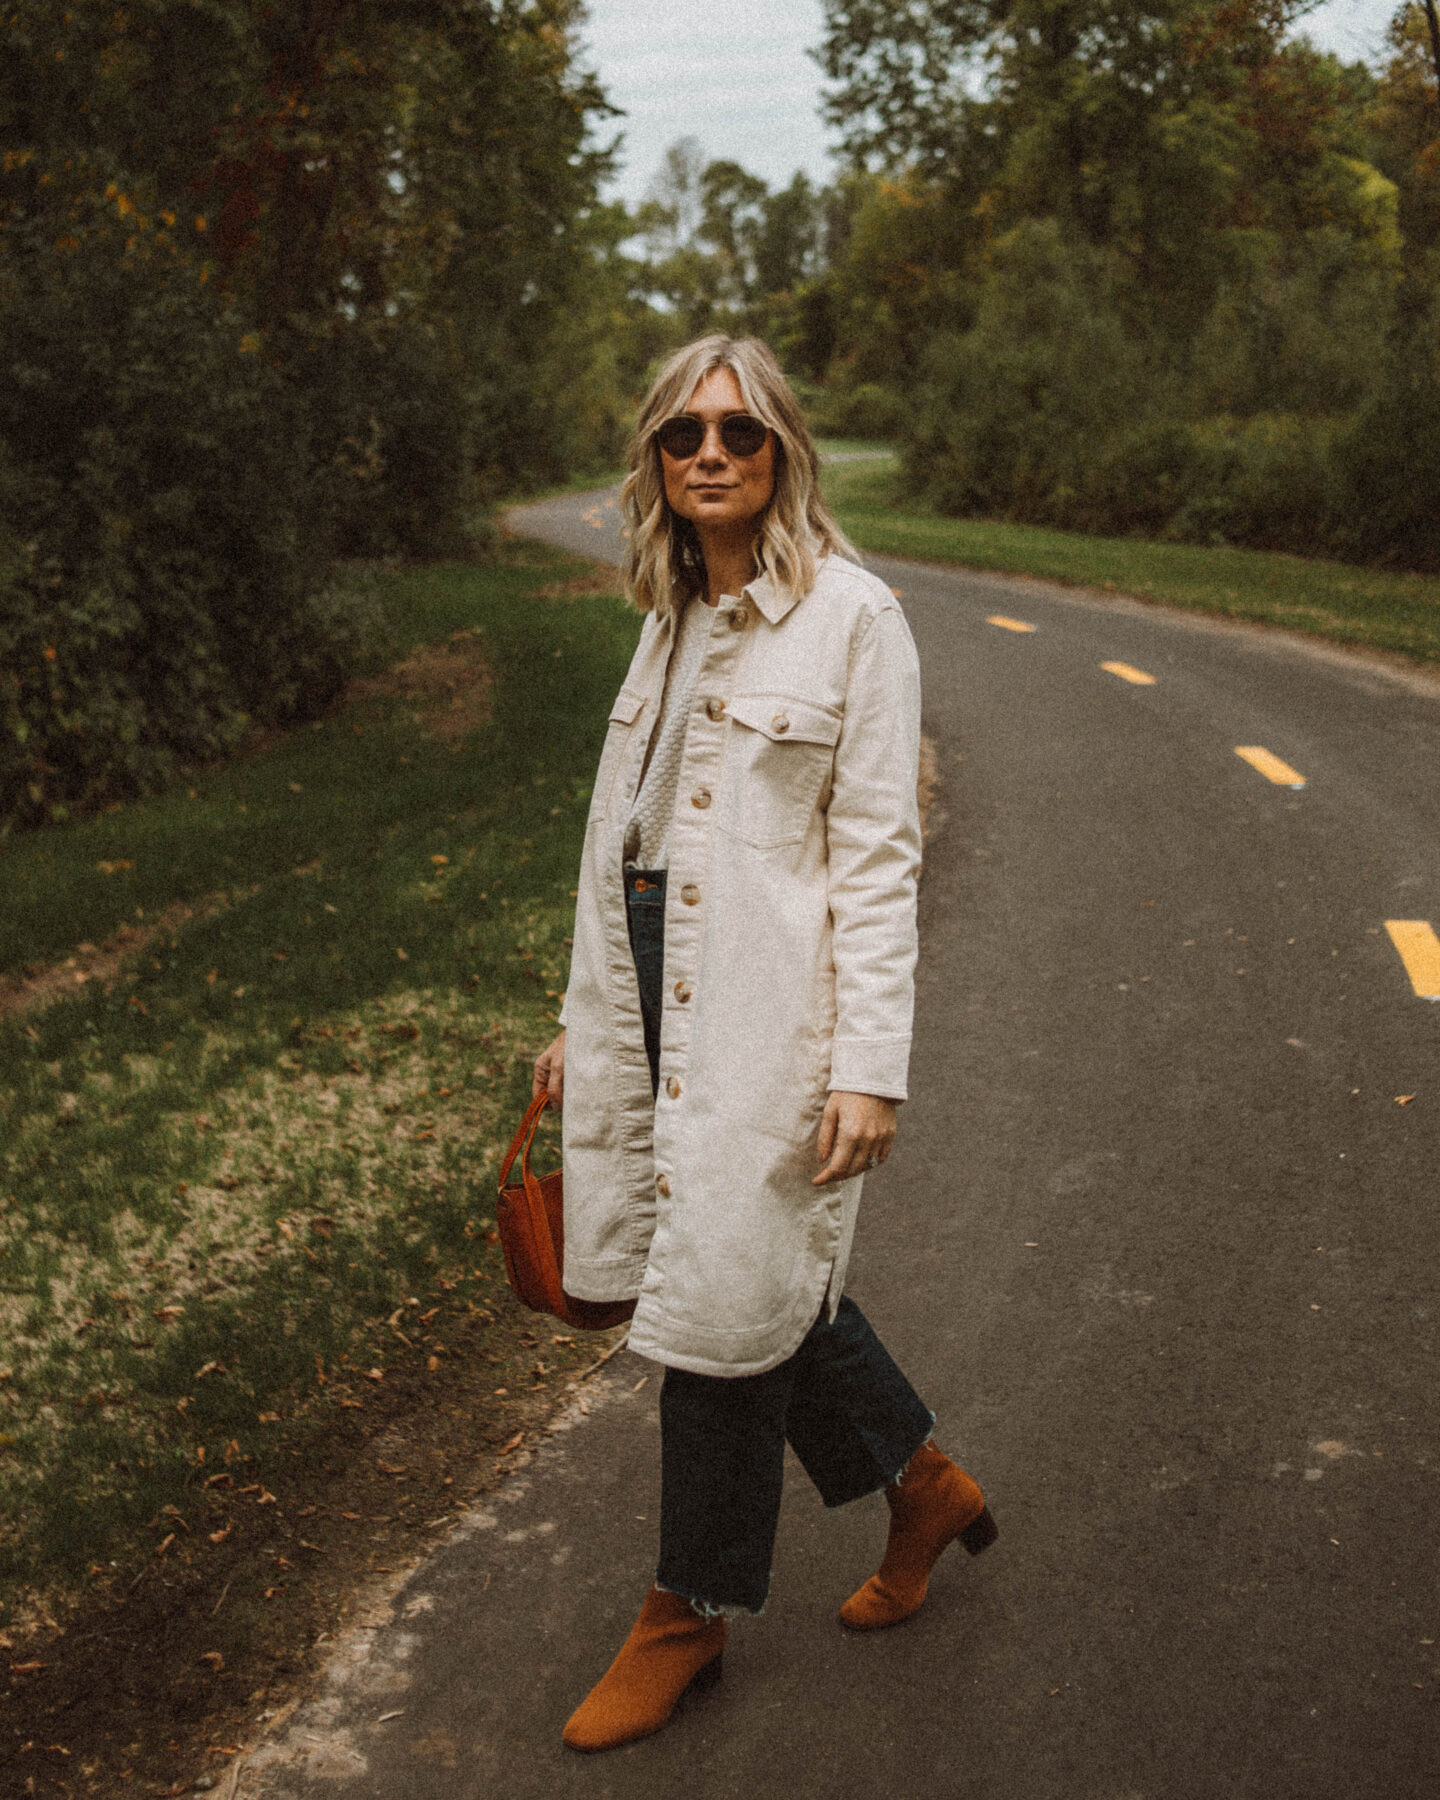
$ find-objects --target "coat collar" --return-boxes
[739,569,801,626]
[657,570,804,636]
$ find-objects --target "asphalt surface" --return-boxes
[241,489,1440,1799]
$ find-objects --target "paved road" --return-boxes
[244,492,1440,1799]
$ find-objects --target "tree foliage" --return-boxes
[801,0,1440,568]
[0,0,627,831]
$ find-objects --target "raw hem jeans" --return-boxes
[624,867,935,1616]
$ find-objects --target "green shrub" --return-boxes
[1334,302,1440,572]
[1170,415,1345,553]
[901,214,1440,572]
[906,221,1165,529]
[0,179,389,834]
[805,380,908,441]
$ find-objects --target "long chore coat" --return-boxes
[559,554,922,1376]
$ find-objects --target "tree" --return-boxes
[0,0,627,827]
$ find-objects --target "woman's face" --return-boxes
[658,367,776,534]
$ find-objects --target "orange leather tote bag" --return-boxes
[495,1092,636,1332]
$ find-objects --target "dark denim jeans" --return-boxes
[623,866,667,1099]
[623,866,935,1615]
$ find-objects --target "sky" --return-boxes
[579,0,1408,207]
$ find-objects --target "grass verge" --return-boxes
[0,539,639,1632]
[825,456,1440,668]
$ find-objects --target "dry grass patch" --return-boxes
[0,891,241,1021]
[527,565,623,600]
[346,628,494,747]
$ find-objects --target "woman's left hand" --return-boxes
[812,1092,898,1187]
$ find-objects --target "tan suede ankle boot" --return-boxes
[562,1583,726,1752]
[839,1440,996,1630]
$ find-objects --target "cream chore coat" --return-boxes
[558,553,922,1376]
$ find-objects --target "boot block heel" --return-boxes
[689,1652,724,1693]
[958,1505,998,1556]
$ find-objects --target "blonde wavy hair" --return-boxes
[621,334,858,618]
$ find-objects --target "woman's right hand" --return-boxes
[533,1029,566,1109]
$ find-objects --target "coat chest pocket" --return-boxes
[589,688,647,823]
[717,694,842,849]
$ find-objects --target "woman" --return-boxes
[531,335,996,1753]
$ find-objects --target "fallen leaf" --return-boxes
[1395,1095,1415,1106]
[208,1524,232,1545]
[153,1305,185,1322]
[257,1412,281,1424]
[499,1432,524,1454]
[194,1361,221,1380]
[199,1651,224,1671]
[426,1355,440,1372]
[376,1460,408,1475]
[366,1367,385,1382]
[10,1661,48,1674]
[377,1710,405,1723]
[156,1534,175,1556]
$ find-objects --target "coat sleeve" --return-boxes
[823,602,923,1100]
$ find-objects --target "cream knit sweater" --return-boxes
[623,597,717,868]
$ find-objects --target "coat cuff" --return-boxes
[827,1034,911,1101]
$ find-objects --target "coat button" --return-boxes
[772,715,790,733]
[680,883,700,905]
[666,1076,682,1099]
[656,1174,671,1197]
[690,788,711,808]
[673,980,692,1003]
[705,697,726,721]
[726,607,749,630]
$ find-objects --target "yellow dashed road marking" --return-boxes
[1385,921,1440,1000]
[1235,746,1306,788]
[1101,661,1156,686]
[987,615,1036,633]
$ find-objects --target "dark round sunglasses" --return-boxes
[654,413,770,460]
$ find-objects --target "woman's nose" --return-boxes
[696,424,728,466]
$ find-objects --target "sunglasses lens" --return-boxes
[656,417,704,458]
[655,415,771,459]
[722,416,769,457]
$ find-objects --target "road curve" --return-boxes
[242,490,1440,1800]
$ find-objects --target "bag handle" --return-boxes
[498,1089,549,1193]
[497,1091,570,1317]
